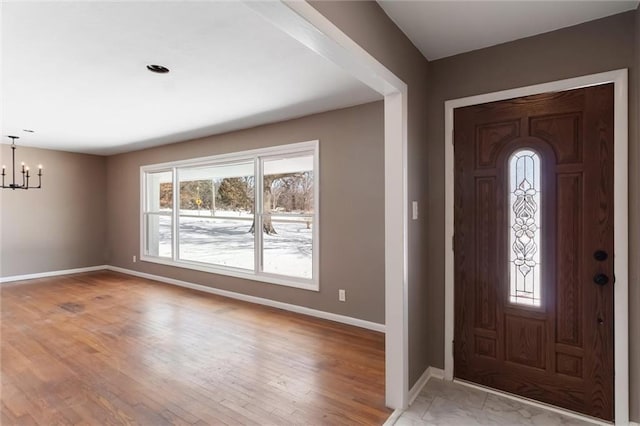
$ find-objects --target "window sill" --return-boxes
[139,255,319,292]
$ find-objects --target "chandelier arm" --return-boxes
[12,144,17,188]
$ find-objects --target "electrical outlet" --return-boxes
[338,289,346,302]
[133,255,137,263]
[412,201,419,220]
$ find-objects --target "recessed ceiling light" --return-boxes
[22,129,34,133]
[146,64,170,74]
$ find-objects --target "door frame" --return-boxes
[443,69,629,423]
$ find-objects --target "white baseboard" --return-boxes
[106,266,386,333]
[0,265,109,284]
[382,408,403,426]
[629,422,639,426]
[382,367,445,425]
[2,264,385,333]
[409,366,445,405]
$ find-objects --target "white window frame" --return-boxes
[140,140,320,291]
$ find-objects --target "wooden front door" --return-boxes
[453,84,614,420]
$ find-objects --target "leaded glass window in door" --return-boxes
[509,149,541,306]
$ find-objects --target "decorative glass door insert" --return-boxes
[509,150,541,306]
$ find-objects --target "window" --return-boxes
[178,161,255,270]
[509,149,541,306]
[143,170,173,259]
[141,141,318,290]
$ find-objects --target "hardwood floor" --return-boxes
[1,271,390,425]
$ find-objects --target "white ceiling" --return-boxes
[1,2,381,155]
[4,1,638,155]
[378,0,639,61]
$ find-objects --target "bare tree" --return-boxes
[271,180,287,211]
[250,174,290,234]
[299,171,314,213]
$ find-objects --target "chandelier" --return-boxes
[1,136,43,190]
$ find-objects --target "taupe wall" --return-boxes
[309,1,432,387]
[425,11,639,421]
[106,102,385,323]
[0,146,106,277]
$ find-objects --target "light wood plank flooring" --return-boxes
[1,271,390,425]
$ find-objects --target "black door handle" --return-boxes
[593,250,608,261]
[593,273,609,286]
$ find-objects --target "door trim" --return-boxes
[444,69,629,424]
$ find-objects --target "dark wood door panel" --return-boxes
[474,176,498,331]
[453,84,614,420]
[556,173,583,347]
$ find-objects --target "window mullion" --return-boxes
[254,156,264,274]
[172,167,179,262]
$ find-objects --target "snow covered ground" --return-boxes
[156,213,312,279]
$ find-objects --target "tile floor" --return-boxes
[392,379,601,426]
